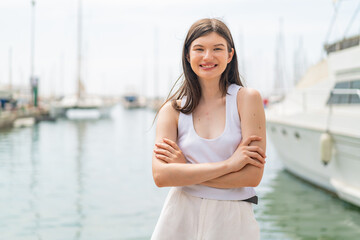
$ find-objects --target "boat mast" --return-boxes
[324,0,342,46]
[153,27,159,100]
[293,37,307,87]
[9,47,12,92]
[142,52,147,100]
[30,0,37,106]
[238,28,246,77]
[274,18,286,95]
[343,1,360,38]
[77,0,83,100]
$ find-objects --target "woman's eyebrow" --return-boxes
[192,43,225,48]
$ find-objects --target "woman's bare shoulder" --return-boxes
[237,87,262,102]
[157,100,181,124]
[155,100,181,142]
[236,87,264,119]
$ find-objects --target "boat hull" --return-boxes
[267,121,360,207]
[50,104,114,119]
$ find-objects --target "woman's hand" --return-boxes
[226,135,266,172]
[154,138,187,164]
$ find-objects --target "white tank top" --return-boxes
[177,84,256,201]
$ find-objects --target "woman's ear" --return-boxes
[227,48,234,63]
[186,54,190,62]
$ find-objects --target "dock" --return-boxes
[0,107,49,129]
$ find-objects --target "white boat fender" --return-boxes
[320,132,333,166]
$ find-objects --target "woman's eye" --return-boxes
[214,48,223,51]
[195,49,203,52]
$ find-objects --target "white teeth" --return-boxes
[201,65,215,68]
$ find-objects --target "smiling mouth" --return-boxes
[200,64,217,69]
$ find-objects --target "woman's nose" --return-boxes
[203,50,213,60]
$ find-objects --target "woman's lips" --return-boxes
[200,64,217,70]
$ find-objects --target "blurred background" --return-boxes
[0,0,359,239]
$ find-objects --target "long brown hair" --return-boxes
[160,18,243,115]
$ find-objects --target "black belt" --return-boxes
[242,195,258,204]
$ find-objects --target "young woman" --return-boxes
[151,18,266,239]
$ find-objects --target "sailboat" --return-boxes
[50,0,115,119]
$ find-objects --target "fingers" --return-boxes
[154,139,187,164]
[246,146,266,158]
[155,153,171,163]
[240,135,262,146]
[163,138,180,150]
[155,142,175,154]
[154,148,173,158]
[247,157,264,168]
[246,151,266,164]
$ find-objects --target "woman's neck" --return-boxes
[198,78,223,103]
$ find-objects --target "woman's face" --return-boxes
[188,32,234,83]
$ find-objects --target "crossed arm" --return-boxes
[152,88,266,188]
[201,88,266,188]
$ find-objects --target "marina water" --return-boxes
[0,106,359,240]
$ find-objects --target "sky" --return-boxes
[0,0,359,98]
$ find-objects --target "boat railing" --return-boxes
[324,35,360,54]
[265,87,359,115]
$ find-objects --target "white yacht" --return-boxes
[50,94,114,120]
[266,35,360,207]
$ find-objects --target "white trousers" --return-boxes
[151,187,260,240]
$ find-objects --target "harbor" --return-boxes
[1,0,360,239]
[0,106,360,239]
